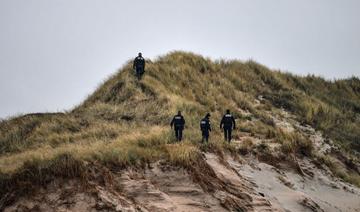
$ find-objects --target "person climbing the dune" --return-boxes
[170,111,186,142]
[200,113,211,143]
[133,52,145,80]
[220,109,236,143]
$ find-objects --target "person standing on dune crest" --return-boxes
[133,52,145,80]
[220,109,236,143]
[170,111,186,142]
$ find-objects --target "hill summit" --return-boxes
[1,51,360,211]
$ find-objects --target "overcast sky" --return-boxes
[0,0,359,119]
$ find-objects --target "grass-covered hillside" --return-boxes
[1,51,360,200]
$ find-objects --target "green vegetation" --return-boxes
[315,154,360,187]
[1,51,359,195]
[277,130,314,157]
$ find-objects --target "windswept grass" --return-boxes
[276,130,314,157]
[238,138,254,155]
[165,142,200,166]
[315,154,360,187]
[1,51,359,194]
[0,126,166,173]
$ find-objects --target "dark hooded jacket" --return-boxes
[133,56,145,69]
[220,113,236,129]
[170,115,185,130]
[200,117,211,132]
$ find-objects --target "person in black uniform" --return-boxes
[170,111,186,142]
[133,52,145,80]
[200,113,211,143]
[220,109,236,143]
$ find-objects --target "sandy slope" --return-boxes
[233,158,360,212]
[3,154,276,212]
[4,150,360,212]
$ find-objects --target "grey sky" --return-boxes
[0,0,359,119]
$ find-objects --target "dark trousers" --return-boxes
[223,128,232,142]
[174,128,183,141]
[202,130,209,143]
[135,67,144,80]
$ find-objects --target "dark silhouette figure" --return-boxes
[220,109,236,142]
[170,111,186,142]
[200,113,211,143]
[133,52,145,80]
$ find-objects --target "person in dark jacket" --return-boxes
[200,113,211,143]
[220,109,236,142]
[170,111,186,142]
[133,52,145,80]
